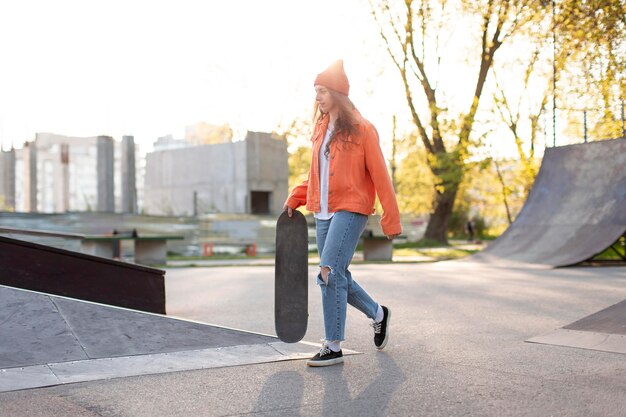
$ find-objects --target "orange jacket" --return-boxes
[285,112,402,236]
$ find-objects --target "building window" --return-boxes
[250,191,270,214]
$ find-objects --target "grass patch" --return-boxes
[393,238,450,249]
[167,237,487,264]
[393,247,479,260]
[591,237,625,261]
[168,254,273,261]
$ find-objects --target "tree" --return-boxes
[491,0,625,208]
[554,0,625,141]
[288,146,312,191]
[371,0,541,243]
[275,118,313,202]
[490,39,551,196]
[394,133,434,214]
[494,0,625,149]
[454,157,527,236]
[488,40,549,222]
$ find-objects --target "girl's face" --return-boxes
[315,85,336,114]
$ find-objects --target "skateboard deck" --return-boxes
[275,210,308,343]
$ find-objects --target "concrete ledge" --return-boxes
[0,342,360,393]
[363,237,393,261]
[526,329,626,355]
[0,285,361,393]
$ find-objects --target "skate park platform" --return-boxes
[0,284,356,393]
[1,140,625,413]
[1,262,625,415]
[471,137,626,267]
[528,297,626,354]
[463,138,626,355]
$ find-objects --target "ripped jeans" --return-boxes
[315,211,379,342]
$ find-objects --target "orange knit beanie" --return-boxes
[314,60,350,96]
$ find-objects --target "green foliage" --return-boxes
[427,149,464,194]
[288,146,312,190]
[391,247,479,260]
[472,216,487,238]
[277,117,315,197]
[395,143,434,214]
[564,109,626,142]
[491,0,625,188]
[591,236,625,261]
[555,0,625,142]
[451,158,530,237]
[394,238,450,249]
[371,0,544,242]
[447,196,487,239]
[372,0,624,244]
[447,209,469,238]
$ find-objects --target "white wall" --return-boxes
[144,142,248,215]
[143,134,288,216]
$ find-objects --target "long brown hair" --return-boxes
[312,89,359,158]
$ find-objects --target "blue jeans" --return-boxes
[315,211,379,341]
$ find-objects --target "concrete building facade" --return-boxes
[22,142,38,212]
[0,149,16,210]
[144,131,288,216]
[153,135,188,152]
[96,136,115,212]
[0,133,137,213]
[120,136,138,213]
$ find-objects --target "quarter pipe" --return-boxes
[474,138,626,267]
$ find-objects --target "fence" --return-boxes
[544,100,625,147]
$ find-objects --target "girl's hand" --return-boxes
[283,205,294,217]
[386,233,400,240]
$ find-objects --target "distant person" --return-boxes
[465,220,475,243]
[283,60,402,367]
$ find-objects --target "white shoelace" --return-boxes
[318,340,332,356]
[317,345,332,357]
[371,321,382,334]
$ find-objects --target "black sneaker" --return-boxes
[372,306,390,350]
[306,345,344,367]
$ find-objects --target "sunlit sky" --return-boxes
[0,0,550,158]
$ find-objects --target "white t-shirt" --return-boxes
[314,127,335,220]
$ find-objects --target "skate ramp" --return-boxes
[474,138,626,267]
[0,285,348,392]
[527,298,626,355]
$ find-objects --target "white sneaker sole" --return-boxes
[306,357,344,367]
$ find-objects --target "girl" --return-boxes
[284,60,402,366]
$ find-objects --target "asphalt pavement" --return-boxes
[1,261,625,416]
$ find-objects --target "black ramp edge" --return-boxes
[0,235,166,314]
[472,138,626,267]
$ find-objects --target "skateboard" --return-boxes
[275,210,308,343]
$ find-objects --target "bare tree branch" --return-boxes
[459,0,507,150]
[370,0,434,154]
[405,1,444,152]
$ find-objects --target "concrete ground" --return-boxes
[1,261,625,416]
